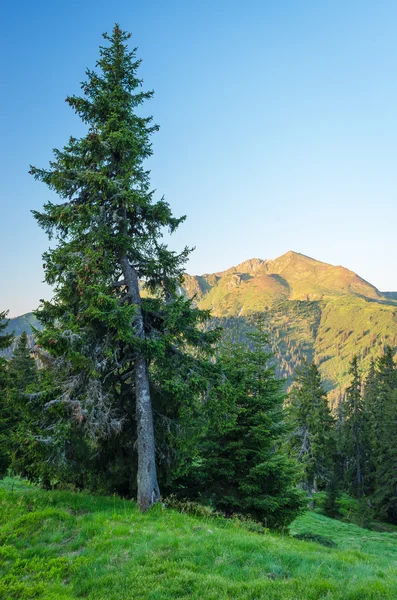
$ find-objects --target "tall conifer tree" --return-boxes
[370,348,397,521]
[362,359,377,494]
[8,332,37,392]
[187,321,304,527]
[0,311,13,475]
[286,362,335,495]
[30,26,217,510]
[342,356,369,498]
[0,311,13,352]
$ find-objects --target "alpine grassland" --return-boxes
[184,251,397,399]
[2,477,397,600]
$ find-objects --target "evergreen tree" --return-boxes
[187,322,304,528]
[286,362,335,495]
[0,360,9,476]
[0,311,13,351]
[322,392,345,518]
[5,332,39,475]
[362,359,377,494]
[30,25,218,509]
[370,348,397,521]
[323,470,341,519]
[8,332,37,392]
[0,311,14,475]
[342,356,369,498]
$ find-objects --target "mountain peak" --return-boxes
[183,251,384,309]
[273,250,325,265]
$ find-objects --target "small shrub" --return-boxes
[350,498,374,529]
[164,496,269,534]
[163,495,218,518]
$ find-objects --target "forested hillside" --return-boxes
[183,251,397,399]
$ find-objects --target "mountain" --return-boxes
[5,313,40,338]
[6,252,397,402]
[183,251,397,402]
[1,313,41,358]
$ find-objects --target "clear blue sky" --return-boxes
[2,0,397,316]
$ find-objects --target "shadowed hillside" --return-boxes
[1,313,41,358]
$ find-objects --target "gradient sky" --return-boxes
[2,0,397,316]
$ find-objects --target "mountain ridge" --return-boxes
[5,252,397,400]
[183,251,397,400]
[183,251,386,315]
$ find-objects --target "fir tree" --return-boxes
[370,348,397,521]
[30,25,218,509]
[0,360,9,476]
[342,356,369,498]
[3,332,38,479]
[362,359,377,494]
[323,470,341,519]
[8,332,37,392]
[0,311,14,475]
[188,321,304,528]
[286,362,335,496]
[0,311,13,351]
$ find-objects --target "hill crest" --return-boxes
[184,251,383,311]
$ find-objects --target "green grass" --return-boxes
[1,478,397,598]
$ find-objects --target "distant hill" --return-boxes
[382,291,397,301]
[1,313,41,358]
[183,251,397,402]
[5,313,40,338]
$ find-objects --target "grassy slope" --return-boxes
[315,297,397,391]
[185,253,397,398]
[2,479,397,599]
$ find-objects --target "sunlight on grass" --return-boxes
[1,477,397,599]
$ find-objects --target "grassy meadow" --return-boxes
[1,478,397,599]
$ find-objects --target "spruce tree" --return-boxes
[0,360,9,476]
[370,347,397,521]
[0,311,13,475]
[188,322,304,528]
[30,25,218,509]
[0,311,13,351]
[3,332,38,479]
[8,332,37,392]
[342,356,369,498]
[362,359,377,495]
[286,362,335,495]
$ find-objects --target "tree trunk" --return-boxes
[135,354,160,510]
[120,254,160,511]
